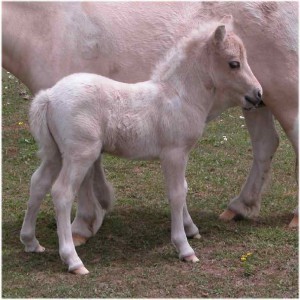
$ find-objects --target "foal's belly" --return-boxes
[103,139,159,160]
[102,121,160,160]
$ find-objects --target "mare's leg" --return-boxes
[161,149,199,262]
[220,102,298,227]
[20,157,61,252]
[72,157,115,246]
[220,107,279,220]
[52,142,100,275]
[282,116,298,228]
[220,107,279,221]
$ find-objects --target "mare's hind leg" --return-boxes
[283,114,298,228]
[72,156,115,246]
[220,107,279,221]
[20,157,61,252]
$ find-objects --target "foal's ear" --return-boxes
[214,25,226,43]
[214,15,233,43]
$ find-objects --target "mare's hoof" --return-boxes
[219,209,237,221]
[70,266,89,275]
[73,234,88,247]
[288,215,298,228]
[182,254,199,263]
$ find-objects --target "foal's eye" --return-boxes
[229,61,240,69]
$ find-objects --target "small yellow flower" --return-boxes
[240,251,253,261]
[18,121,24,125]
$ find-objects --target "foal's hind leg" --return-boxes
[184,204,201,239]
[52,145,101,275]
[20,158,61,252]
[72,157,115,246]
[93,157,115,211]
[182,179,201,239]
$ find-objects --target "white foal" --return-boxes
[21,19,262,274]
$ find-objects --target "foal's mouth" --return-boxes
[243,90,265,110]
[243,96,265,110]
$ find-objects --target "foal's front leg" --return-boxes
[160,149,199,262]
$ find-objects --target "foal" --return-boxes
[21,19,262,274]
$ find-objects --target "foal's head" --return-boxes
[206,17,263,110]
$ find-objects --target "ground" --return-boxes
[2,70,298,298]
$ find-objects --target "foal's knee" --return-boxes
[51,183,74,210]
[168,188,187,208]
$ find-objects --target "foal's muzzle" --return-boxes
[244,88,264,110]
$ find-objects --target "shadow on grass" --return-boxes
[3,205,172,274]
[3,204,295,274]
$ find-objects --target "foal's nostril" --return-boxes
[245,92,263,108]
[245,88,263,107]
[257,90,262,100]
[255,90,262,101]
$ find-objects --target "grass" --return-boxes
[2,70,298,298]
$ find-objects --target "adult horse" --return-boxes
[3,2,298,245]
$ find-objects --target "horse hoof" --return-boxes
[288,215,298,228]
[192,233,201,239]
[35,245,46,252]
[25,244,45,253]
[219,209,237,221]
[182,254,199,263]
[70,266,89,275]
[73,234,88,247]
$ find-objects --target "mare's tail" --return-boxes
[30,90,59,160]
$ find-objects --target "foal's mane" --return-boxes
[151,21,223,83]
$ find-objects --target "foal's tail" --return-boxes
[30,90,59,160]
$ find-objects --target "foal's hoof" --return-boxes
[73,234,88,247]
[35,245,46,252]
[187,232,201,239]
[25,244,45,253]
[182,254,199,263]
[70,266,89,275]
[288,215,298,228]
[192,233,201,239]
[219,209,237,221]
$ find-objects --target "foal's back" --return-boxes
[46,73,163,159]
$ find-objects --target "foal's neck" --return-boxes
[151,31,214,113]
[159,55,213,114]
